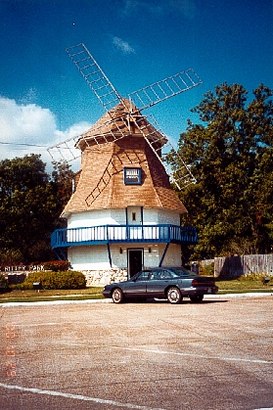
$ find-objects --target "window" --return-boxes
[124,167,142,185]
[136,271,150,281]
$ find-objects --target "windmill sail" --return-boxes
[48,43,202,191]
[128,68,202,111]
[66,43,122,111]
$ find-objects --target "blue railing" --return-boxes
[51,224,197,249]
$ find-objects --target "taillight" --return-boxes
[192,279,198,286]
[192,279,215,287]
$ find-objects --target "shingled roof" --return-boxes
[61,100,187,218]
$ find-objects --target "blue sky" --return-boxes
[1,0,273,165]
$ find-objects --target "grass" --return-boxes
[216,274,273,293]
[0,287,104,303]
[0,274,272,303]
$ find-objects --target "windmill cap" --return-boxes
[75,98,167,151]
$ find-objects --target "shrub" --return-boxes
[41,260,71,272]
[20,270,86,290]
[199,262,214,276]
[0,274,9,292]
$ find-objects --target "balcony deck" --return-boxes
[51,224,197,249]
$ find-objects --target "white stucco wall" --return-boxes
[143,209,180,225]
[69,242,182,273]
[67,209,126,229]
[68,208,180,229]
[68,245,111,271]
[66,207,182,273]
[159,243,182,266]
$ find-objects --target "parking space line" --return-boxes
[0,382,166,410]
[12,321,88,328]
[120,347,273,365]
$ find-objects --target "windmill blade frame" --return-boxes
[66,43,123,112]
[48,42,202,191]
[128,68,202,112]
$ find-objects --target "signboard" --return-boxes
[124,167,142,185]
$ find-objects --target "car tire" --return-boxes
[167,287,182,304]
[111,288,124,304]
[190,294,204,303]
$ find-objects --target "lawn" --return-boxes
[216,274,273,293]
[0,287,104,303]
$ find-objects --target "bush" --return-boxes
[0,274,9,292]
[20,270,86,290]
[199,262,214,276]
[41,260,71,272]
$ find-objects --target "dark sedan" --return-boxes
[103,267,218,304]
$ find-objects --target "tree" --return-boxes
[51,160,74,228]
[175,83,273,259]
[0,155,74,262]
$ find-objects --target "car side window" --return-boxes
[149,271,157,280]
[136,271,150,281]
[159,270,172,279]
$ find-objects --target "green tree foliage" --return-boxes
[0,273,9,292]
[51,160,74,226]
[0,155,73,262]
[176,83,273,259]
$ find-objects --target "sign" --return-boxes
[124,167,142,185]
[1,265,45,273]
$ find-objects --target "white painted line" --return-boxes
[120,347,273,365]
[254,408,273,410]
[13,321,89,328]
[0,382,166,410]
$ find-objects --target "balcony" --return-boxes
[51,224,197,249]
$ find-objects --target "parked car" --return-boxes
[103,267,218,304]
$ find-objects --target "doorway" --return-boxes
[128,249,143,278]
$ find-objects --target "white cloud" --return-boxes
[112,36,135,54]
[0,96,91,167]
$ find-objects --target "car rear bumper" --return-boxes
[182,286,218,295]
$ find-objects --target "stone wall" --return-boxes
[82,268,128,287]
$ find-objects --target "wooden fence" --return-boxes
[214,254,273,278]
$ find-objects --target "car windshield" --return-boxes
[130,271,151,281]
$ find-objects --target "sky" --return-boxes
[0,0,273,168]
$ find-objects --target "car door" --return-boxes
[123,271,150,297]
[146,270,173,298]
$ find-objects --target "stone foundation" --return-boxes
[82,268,128,287]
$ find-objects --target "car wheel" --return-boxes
[167,287,182,304]
[190,294,204,303]
[111,288,124,304]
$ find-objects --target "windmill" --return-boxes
[49,43,201,279]
[48,43,202,200]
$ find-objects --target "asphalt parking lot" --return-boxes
[1,294,273,410]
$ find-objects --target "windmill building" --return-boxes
[50,44,200,286]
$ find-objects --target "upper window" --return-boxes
[124,167,142,185]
